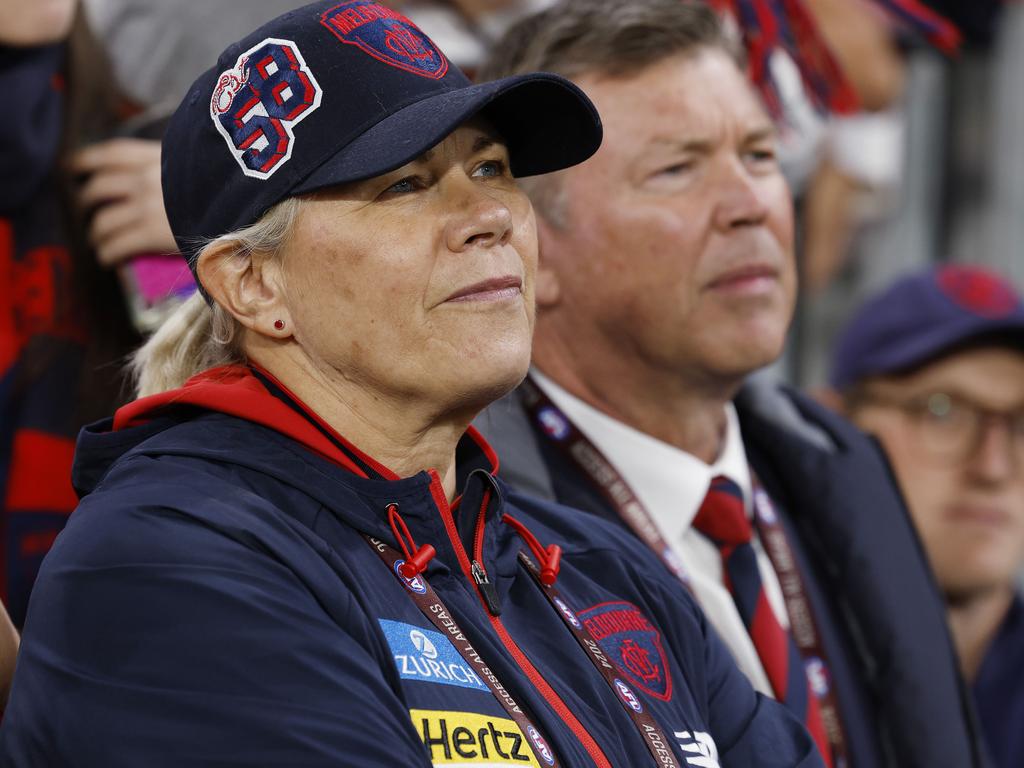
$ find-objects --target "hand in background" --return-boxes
[72,138,178,267]
[0,600,18,709]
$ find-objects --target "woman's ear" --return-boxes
[534,218,562,310]
[196,242,292,339]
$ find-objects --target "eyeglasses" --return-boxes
[856,390,1024,466]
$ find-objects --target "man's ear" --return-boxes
[196,242,292,339]
[534,217,562,310]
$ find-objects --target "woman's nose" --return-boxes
[443,175,514,253]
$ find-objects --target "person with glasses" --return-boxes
[829,264,1024,768]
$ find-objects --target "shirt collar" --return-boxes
[531,369,753,545]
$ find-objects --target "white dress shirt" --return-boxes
[532,370,790,697]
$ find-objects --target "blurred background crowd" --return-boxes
[1,0,1021,760]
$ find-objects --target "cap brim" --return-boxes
[292,72,601,195]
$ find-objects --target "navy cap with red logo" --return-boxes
[830,265,1024,389]
[161,0,602,273]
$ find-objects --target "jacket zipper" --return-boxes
[428,472,612,768]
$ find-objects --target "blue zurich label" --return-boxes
[379,620,489,692]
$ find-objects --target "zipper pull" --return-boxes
[471,560,502,616]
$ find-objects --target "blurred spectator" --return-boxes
[1,1,152,629]
[829,264,1024,768]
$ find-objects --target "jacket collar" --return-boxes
[107,364,524,584]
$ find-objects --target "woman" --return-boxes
[0,3,822,765]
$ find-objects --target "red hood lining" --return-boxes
[113,364,500,481]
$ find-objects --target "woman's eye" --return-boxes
[384,177,418,195]
[473,160,507,178]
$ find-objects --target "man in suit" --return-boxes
[474,1,985,765]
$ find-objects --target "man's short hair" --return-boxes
[481,0,742,82]
[481,0,743,224]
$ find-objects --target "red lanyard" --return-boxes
[520,374,849,766]
[748,488,849,767]
[520,377,691,584]
[364,534,561,767]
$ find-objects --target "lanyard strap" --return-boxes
[520,376,690,583]
[749,486,849,767]
[520,374,848,765]
[364,534,561,767]
[518,553,682,768]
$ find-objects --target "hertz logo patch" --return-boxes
[410,709,542,766]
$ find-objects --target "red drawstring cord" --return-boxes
[387,503,436,579]
[502,513,562,586]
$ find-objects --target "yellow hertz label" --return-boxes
[410,709,543,767]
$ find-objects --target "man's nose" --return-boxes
[711,158,770,231]
[966,416,1017,485]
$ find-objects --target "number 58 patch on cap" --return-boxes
[210,37,322,179]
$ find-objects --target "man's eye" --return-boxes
[657,161,693,176]
[473,160,507,178]
[746,148,777,164]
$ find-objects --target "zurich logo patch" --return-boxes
[579,601,673,701]
[526,725,556,766]
[320,1,448,80]
[210,37,322,179]
[379,620,489,692]
[394,559,427,594]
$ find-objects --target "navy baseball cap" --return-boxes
[162,0,602,272]
[830,265,1024,390]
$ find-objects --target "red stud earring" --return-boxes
[273,319,285,331]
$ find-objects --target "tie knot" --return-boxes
[692,475,751,547]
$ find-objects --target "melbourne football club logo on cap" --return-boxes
[210,37,322,180]
[320,1,448,79]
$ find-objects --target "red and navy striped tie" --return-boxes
[692,475,832,766]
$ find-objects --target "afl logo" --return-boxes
[614,678,643,713]
[538,407,571,441]
[526,725,555,766]
[553,596,581,628]
[805,657,830,698]
[754,489,777,525]
[394,560,427,594]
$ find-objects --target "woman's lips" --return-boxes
[706,264,779,296]
[445,275,523,303]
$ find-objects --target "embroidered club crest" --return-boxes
[320,1,448,80]
[579,601,673,701]
[210,37,322,179]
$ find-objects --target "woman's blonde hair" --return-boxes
[131,197,301,397]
